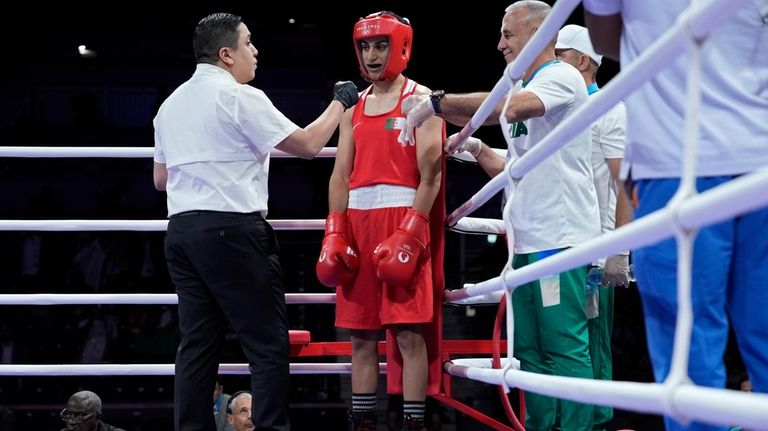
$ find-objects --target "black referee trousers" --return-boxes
[165,211,290,431]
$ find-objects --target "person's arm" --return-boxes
[373,87,444,288]
[328,109,355,212]
[502,90,546,124]
[441,90,543,125]
[583,0,623,62]
[153,162,167,191]
[602,157,634,287]
[601,102,632,287]
[607,158,633,229]
[437,92,494,126]
[276,102,345,159]
[446,134,507,177]
[473,141,507,177]
[403,88,545,128]
[275,81,358,160]
[411,109,444,215]
[315,108,359,288]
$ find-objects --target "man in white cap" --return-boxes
[555,24,632,431]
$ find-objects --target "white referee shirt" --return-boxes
[153,64,298,217]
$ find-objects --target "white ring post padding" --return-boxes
[448,357,519,370]
[448,217,505,235]
[0,219,324,231]
[445,290,503,306]
[0,363,386,376]
[442,363,768,430]
[0,293,336,305]
[0,147,338,158]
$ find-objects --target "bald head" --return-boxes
[506,1,551,27]
[498,0,555,60]
[68,391,102,415]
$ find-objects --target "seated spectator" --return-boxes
[60,390,125,431]
[214,376,234,431]
[226,391,254,431]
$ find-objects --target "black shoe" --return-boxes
[349,410,377,431]
[402,414,426,431]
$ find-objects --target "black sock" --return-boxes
[352,392,377,413]
[403,400,425,421]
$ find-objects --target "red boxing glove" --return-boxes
[316,212,360,287]
[373,209,430,287]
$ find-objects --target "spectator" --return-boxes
[59,390,125,431]
[214,377,235,431]
[226,392,254,431]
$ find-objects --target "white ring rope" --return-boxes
[445,167,768,302]
[0,293,336,305]
[0,219,323,231]
[443,363,768,430]
[0,363,386,376]
[1,217,503,235]
[0,147,338,158]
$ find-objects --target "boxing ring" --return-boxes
[2,0,768,429]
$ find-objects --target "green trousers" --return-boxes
[587,284,614,430]
[513,251,593,431]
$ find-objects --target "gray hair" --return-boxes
[506,1,551,26]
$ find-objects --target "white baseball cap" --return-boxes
[556,24,603,67]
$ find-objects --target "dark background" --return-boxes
[0,2,743,430]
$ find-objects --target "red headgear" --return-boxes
[353,11,413,82]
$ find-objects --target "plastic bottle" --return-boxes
[586,264,636,294]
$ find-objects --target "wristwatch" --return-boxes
[430,89,445,114]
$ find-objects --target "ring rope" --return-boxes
[0,217,503,234]
[0,146,338,158]
[0,293,335,305]
[0,219,323,231]
[0,363,385,376]
[444,167,768,304]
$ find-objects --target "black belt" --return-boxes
[170,210,263,219]
[170,210,215,219]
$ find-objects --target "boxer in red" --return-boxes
[316,11,446,431]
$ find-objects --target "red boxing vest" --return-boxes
[349,79,420,190]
